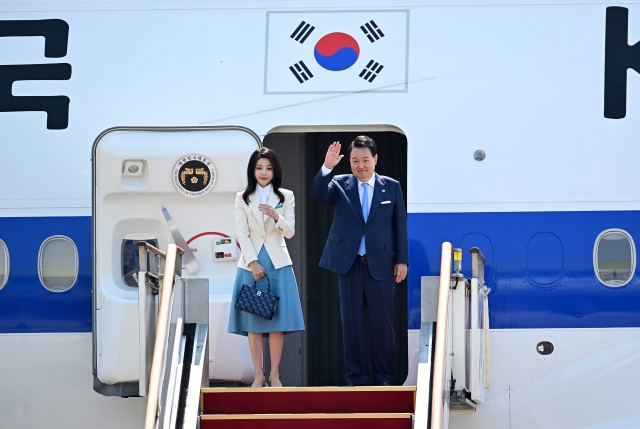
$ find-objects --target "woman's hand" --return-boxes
[259,204,279,221]
[249,261,266,281]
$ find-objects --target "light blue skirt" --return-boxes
[228,246,305,336]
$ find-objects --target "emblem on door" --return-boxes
[173,154,217,197]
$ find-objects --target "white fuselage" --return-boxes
[0,1,639,428]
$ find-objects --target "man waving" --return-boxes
[311,136,409,386]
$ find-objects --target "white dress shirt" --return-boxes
[257,183,272,220]
[321,165,375,207]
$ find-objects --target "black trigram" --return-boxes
[289,61,314,83]
[360,20,385,43]
[290,21,315,44]
[359,60,384,82]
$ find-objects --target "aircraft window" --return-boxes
[0,240,8,290]
[122,239,158,287]
[594,229,635,287]
[38,236,78,292]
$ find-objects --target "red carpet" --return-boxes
[200,386,416,428]
[201,386,415,414]
[200,414,412,429]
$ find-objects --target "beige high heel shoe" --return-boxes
[251,373,266,388]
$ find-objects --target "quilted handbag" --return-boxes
[235,273,279,320]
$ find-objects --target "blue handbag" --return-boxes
[235,273,279,320]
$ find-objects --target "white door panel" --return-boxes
[93,126,260,387]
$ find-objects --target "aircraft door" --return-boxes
[92,126,260,396]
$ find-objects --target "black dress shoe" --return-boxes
[379,381,391,386]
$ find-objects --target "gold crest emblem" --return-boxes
[180,167,210,186]
[173,154,216,198]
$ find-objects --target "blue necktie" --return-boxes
[358,183,369,255]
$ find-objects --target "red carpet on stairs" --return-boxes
[199,386,415,429]
[200,414,412,429]
[201,386,415,414]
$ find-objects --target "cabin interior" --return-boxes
[264,129,408,386]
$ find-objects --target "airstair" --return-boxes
[138,240,488,429]
[136,242,209,429]
[414,243,491,429]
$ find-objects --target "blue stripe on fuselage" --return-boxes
[408,211,640,330]
[0,217,91,333]
[1,212,639,333]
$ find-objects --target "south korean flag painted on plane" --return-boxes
[264,10,409,94]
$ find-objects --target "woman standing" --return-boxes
[228,147,305,388]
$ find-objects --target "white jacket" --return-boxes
[235,187,295,270]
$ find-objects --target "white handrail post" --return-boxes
[483,289,491,389]
[431,242,453,429]
[138,243,148,397]
[144,244,180,429]
[414,276,439,429]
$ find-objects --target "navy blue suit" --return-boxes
[311,169,409,385]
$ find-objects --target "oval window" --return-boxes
[38,236,78,292]
[0,240,8,290]
[594,229,635,287]
[122,238,158,287]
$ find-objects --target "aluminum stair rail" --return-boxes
[138,240,210,429]
[414,242,453,429]
[137,241,167,398]
[431,242,454,429]
[144,243,184,429]
[160,277,209,429]
[414,244,492,428]
[469,247,491,399]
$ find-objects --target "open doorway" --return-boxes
[264,128,408,386]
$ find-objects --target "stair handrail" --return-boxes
[144,243,184,429]
[430,242,453,429]
[138,241,167,398]
[470,247,491,393]
[138,241,167,259]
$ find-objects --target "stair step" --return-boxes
[200,413,413,429]
[200,386,415,415]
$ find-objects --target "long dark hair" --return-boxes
[242,147,285,205]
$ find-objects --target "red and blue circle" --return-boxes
[314,32,360,71]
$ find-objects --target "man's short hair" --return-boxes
[348,135,377,157]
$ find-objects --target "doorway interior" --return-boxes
[263,128,408,387]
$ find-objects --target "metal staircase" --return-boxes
[139,241,489,429]
[137,242,209,429]
[415,243,491,429]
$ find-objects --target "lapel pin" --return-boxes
[382,189,385,192]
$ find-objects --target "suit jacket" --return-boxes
[235,188,295,270]
[311,169,409,281]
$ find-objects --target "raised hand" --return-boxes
[324,141,344,169]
